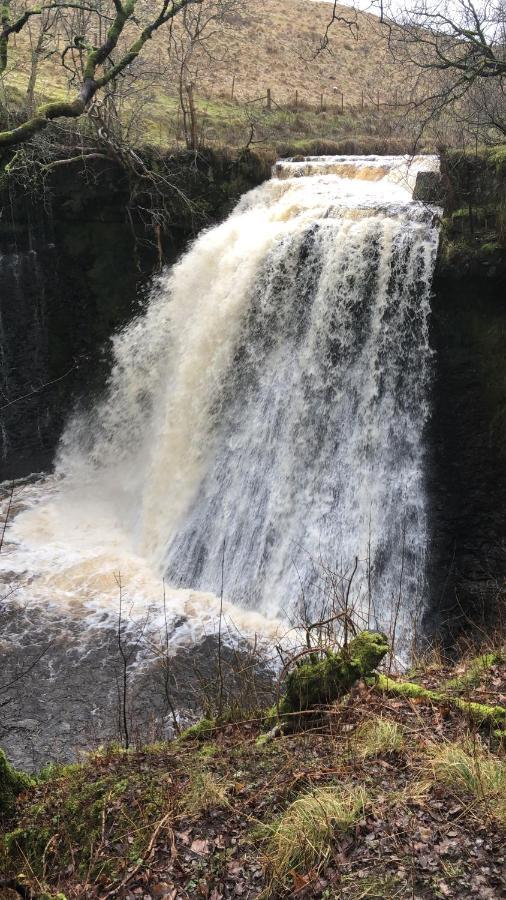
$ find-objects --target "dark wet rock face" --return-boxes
[413,170,445,204]
[0,600,274,772]
[0,151,271,481]
[0,182,156,480]
[426,269,506,643]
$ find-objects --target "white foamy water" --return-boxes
[0,155,441,649]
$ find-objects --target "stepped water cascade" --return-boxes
[0,155,441,650]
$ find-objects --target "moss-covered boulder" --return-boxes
[280,631,389,719]
[0,748,34,818]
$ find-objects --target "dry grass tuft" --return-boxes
[265,783,366,881]
[353,717,405,758]
[182,768,229,816]
[340,872,405,898]
[426,740,506,825]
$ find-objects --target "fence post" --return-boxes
[266,88,272,110]
[320,92,324,112]
[231,74,235,101]
[295,89,298,109]
[377,91,380,110]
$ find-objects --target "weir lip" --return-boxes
[273,153,440,193]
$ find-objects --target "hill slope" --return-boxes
[183,0,404,108]
[3,0,409,149]
[1,648,505,899]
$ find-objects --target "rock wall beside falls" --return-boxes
[0,149,273,479]
[423,148,506,642]
[426,270,506,642]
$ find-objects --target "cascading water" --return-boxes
[1,155,441,648]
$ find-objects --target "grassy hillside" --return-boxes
[173,0,405,108]
[1,0,412,151]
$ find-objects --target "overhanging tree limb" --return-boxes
[0,0,201,149]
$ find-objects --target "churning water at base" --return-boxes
[1,156,441,648]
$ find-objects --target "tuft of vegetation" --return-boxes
[353,717,405,758]
[265,784,366,883]
[1,750,174,888]
[181,768,229,816]
[426,740,506,826]
[0,748,34,818]
[443,652,502,693]
[178,716,217,742]
[340,872,405,898]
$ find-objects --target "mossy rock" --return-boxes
[0,748,34,818]
[280,631,389,718]
[178,717,217,742]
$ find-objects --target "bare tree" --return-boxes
[166,0,240,149]
[24,5,61,113]
[380,0,506,141]
[0,0,201,150]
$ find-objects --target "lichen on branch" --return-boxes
[373,673,506,728]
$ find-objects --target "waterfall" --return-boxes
[2,155,441,646]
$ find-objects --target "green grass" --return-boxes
[353,717,405,758]
[181,768,229,816]
[426,740,506,826]
[265,784,366,882]
[1,58,418,154]
[340,872,405,898]
[443,652,502,694]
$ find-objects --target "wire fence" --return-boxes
[230,85,407,114]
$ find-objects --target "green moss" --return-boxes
[263,704,279,728]
[198,742,218,758]
[374,674,505,728]
[280,631,389,718]
[0,748,34,818]
[1,753,171,885]
[487,144,506,175]
[452,698,506,726]
[347,631,390,675]
[374,674,436,700]
[178,717,217,742]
